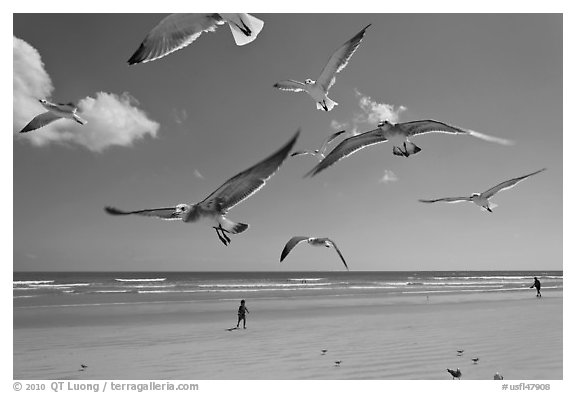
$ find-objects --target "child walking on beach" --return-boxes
[530,277,542,297]
[237,299,249,329]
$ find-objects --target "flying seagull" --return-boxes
[377,119,513,158]
[20,99,87,133]
[280,236,349,270]
[128,13,264,64]
[105,131,299,246]
[419,168,546,213]
[447,368,462,380]
[273,24,371,111]
[291,130,347,160]
[304,119,512,177]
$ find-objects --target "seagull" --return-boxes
[456,350,464,356]
[20,99,87,133]
[273,24,371,111]
[418,168,546,213]
[472,357,479,364]
[291,130,347,160]
[128,13,264,64]
[494,372,504,380]
[321,349,328,355]
[304,119,512,177]
[105,131,299,246]
[334,361,342,367]
[447,368,462,380]
[280,237,349,270]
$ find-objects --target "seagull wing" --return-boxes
[280,236,311,262]
[20,112,62,133]
[291,150,314,157]
[317,24,371,92]
[319,129,347,154]
[104,206,182,220]
[398,119,514,145]
[199,130,299,212]
[128,13,225,64]
[273,80,309,93]
[326,239,349,270]
[481,168,546,200]
[305,127,387,177]
[418,197,471,204]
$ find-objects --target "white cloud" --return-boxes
[379,169,398,184]
[354,89,406,125]
[13,36,160,152]
[330,90,406,136]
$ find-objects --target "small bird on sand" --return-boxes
[274,24,371,112]
[105,131,299,246]
[472,357,479,364]
[280,236,349,270]
[128,13,264,64]
[419,168,546,213]
[494,372,504,380]
[447,368,462,380]
[321,349,328,355]
[78,364,88,371]
[456,350,464,356]
[334,361,342,367]
[20,99,87,133]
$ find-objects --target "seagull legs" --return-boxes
[213,224,232,246]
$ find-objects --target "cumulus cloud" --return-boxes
[354,89,407,124]
[330,89,406,135]
[379,169,398,184]
[13,36,160,152]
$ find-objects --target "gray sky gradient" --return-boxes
[12,13,562,271]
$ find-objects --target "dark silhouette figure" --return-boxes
[447,368,462,379]
[237,299,249,329]
[530,277,542,297]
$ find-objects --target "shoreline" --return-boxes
[14,290,562,380]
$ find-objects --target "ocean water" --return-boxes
[13,271,562,307]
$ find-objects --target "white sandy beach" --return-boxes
[13,289,562,380]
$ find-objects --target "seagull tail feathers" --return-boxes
[219,217,249,234]
[226,14,264,46]
[316,97,338,112]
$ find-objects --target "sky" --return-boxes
[12,12,563,272]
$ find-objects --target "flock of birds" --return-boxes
[19,14,546,271]
[447,350,503,380]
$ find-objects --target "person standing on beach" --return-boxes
[530,277,542,297]
[237,299,249,329]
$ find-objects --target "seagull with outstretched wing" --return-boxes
[20,99,87,133]
[128,13,264,65]
[291,130,347,160]
[304,126,388,177]
[274,24,371,111]
[376,119,514,158]
[419,168,546,212]
[280,236,349,270]
[304,119,513,177]
[105,131,299,246]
